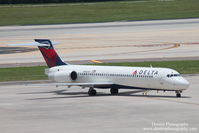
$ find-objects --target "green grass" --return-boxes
[0,60,198,82]
[0,0,199,26]
[0,66,48,81]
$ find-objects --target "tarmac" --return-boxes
[0,75,198,133]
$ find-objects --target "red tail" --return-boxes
[35,39,67,68]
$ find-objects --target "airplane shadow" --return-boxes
[117,90,190,98]
[25,89,191,100]
[119,94,191,98]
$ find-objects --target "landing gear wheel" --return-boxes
[88,87,96,96]
[110,88,119,95]
[176,93,181,98]
[175,91,182,98]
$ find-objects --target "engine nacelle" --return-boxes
[70,71,77,80]
[48,70,77,82]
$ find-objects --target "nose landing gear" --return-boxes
[175,91,182,98]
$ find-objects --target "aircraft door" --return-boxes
[159,75,165,89]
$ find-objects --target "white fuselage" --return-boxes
[47,65,189,91]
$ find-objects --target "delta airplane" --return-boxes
[10,39,189,97]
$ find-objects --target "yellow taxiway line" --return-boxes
[90,60,103,64]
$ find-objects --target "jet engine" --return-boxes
[48,70,78,82]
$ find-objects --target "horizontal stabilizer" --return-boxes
[8,39,67,68]
[8,41,59,47]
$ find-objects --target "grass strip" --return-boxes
[0,60,198,81]
[0,66,48,81]
[0,0,199,26]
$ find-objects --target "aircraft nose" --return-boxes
[177,78,190,89]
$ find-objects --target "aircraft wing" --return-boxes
[29,82,113,88]
[53,82,113,87]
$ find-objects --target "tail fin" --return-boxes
[34,39,67,68]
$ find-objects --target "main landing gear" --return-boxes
[88,87,119,96]
[88,87,96,96]
[110,88,119,95]
[175,91,182,98]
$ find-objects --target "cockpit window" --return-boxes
[167,74,181,78]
